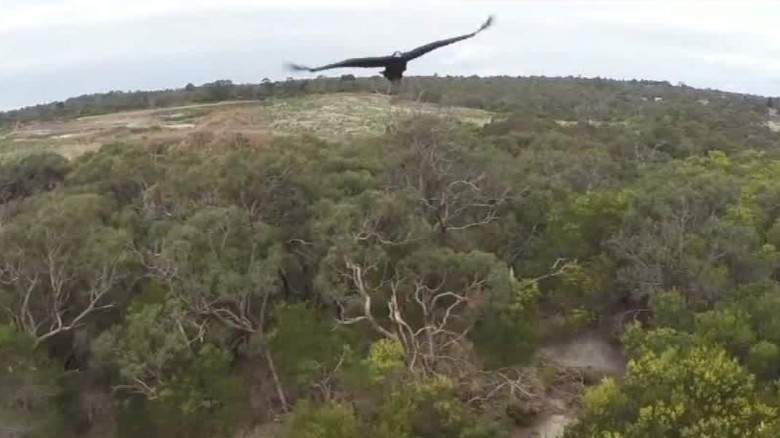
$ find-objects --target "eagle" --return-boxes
[285,15,494,82]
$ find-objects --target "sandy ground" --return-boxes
[514,332,627,438]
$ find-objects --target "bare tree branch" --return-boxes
[0,238,123,348]
[335,258,489,377]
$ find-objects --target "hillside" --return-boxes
[0,93,494,163]
[1,76,780,438]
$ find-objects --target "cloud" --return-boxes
[0,0,407,33]
[1,0,780,110]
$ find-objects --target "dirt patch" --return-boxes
[537,332,626,377]
[164,123,197,130]
[513,332,626,438]
[555,119,630,128]
[517,414,573,438]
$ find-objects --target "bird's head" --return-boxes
[392,51,403,57]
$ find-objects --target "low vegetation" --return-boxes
[1,75,779,437]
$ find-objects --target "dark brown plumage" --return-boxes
[286,15,494,82]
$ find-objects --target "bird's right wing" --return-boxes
[401,15,494,62]
[286,55,394,72]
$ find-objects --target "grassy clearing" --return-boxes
[0,93,498,161]
[265,93,496,141]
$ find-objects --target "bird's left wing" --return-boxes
[286,55,394,72]
[400,15,494,62]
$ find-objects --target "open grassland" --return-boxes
[0,93,497,162]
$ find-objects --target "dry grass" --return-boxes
[265,93,494,142]
[0,93,497,161]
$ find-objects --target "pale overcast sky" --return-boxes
[1,0,780,110]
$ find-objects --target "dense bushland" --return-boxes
[2,76,780,437]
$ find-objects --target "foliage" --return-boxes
[566,343,778,437]
[366,338,406,380]
[373,376,508,438]
[148,343,247,438]
[746,340,780,380]
[268,302,359,390]
[283,400,361,438]
[0,151,70,202]
[92,299,248,438]
[0,325,64,437]
[648,289,693,331]
[469,276,540,368]
[2,76,780,438]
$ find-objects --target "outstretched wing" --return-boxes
[401,15,494,62]
[285,55,395,72]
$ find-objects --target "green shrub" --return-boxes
[284,400,362,438]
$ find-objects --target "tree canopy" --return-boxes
[1,75,780,437]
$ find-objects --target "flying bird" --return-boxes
[285,15,495,82]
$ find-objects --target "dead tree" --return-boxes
[335,258,485,378]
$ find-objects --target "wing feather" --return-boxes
[401,15,494,62]
[286,55,394,72]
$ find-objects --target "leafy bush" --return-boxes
[566,343,778,437]
[0,151,70,201]
[284,400,362,438]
